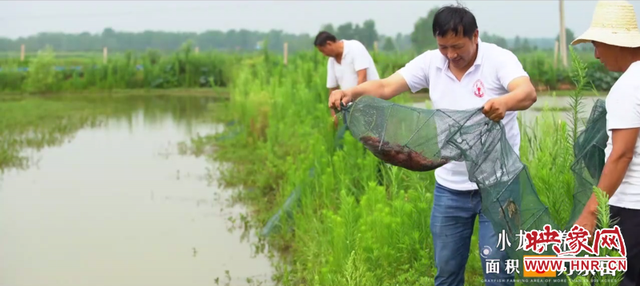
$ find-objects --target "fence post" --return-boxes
[553,40,559,68]
[20,44,25,61]
[283,42,288,65]
[103,47,108,64]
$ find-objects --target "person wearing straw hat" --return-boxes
[572,1,640,285]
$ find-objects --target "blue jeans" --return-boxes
[430,182,514,286]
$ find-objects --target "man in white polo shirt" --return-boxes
[314,31,380,127]
[328,5,536,286]
[571,1,640,285]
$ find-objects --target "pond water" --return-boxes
[0,96,273,286]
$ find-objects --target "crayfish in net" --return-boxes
[359,135,449,171]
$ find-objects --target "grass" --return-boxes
[0,87,230,101]
[541,90,601,97]
[0,43,240,94]
[531,106,573,112]
[0,46,619,95]
[180,48,625,286]
[0,46,623,285]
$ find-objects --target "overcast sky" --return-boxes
[3,1,640,39]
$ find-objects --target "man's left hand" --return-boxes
[482,98,508,122]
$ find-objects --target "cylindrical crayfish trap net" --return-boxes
[337,95,609,285]
[566,99,608,231]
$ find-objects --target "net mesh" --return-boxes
[339,95,608,284]
[566,99,608,230]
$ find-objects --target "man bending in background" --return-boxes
[314,31,380,127]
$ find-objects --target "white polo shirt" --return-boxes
[398,41,529,191]
[327,40,380,90]
[603,60,640,210]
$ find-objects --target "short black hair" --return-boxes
[314,31,337,47]
[432,4,478,39]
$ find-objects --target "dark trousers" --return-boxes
[610,205,640,286]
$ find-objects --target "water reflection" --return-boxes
[0,94,220,172]
[0,96,273,286]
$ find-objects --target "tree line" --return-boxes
[2,7,589,55]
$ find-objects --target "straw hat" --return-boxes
[571,0,640,48]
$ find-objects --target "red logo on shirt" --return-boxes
[473,79,485,98]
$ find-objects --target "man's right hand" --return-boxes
[328,89,354,111]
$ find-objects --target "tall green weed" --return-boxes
[22,45,60,94]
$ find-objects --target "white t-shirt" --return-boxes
[604,60,640,210]
[326,40,380,90]
[398,41,529,191]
